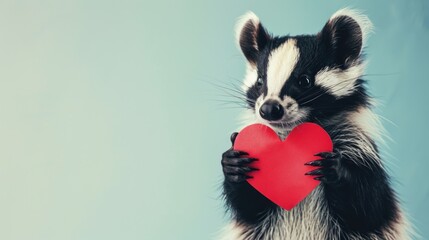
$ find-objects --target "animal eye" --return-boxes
[297,75,313,89]
[256,77,264,87]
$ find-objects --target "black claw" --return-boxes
[230,132,239,145]
[222,157,256,167]
[315,152,335,158]
[244,157,258,162]
[224,166,249,174]
[305,168,324,176]
[315,151,342,161]
[240,166,253,173]
[223,165,258,174]
[234,157,257,165]
[305,160,323,166]
[314,176,326,181]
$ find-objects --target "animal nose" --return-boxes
[259,100,284,121]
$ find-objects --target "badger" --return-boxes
[219,9,412,240]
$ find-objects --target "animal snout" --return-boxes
[259,100,284,121]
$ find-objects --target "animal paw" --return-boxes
[221,132,258,183]
[304,150,349,185]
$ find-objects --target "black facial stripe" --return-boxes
[305,81,370,121]
[245,84,260,109]
[244,35,369,122]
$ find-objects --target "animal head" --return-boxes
[237,9,373,132]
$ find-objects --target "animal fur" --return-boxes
[219,9,413,240]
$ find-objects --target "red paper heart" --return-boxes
[233,123,333,210]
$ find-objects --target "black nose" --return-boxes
[259,100,284,121]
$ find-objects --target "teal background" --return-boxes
[0,1,428,239]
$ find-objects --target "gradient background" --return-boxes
[0,1,428,239]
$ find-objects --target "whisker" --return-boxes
[204,80,247,98]
[213,94,256,103]
[201,78,255,111]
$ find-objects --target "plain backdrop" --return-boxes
[0,0,428,239]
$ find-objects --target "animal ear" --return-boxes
[318,9,373,67]
[236,12,270,66]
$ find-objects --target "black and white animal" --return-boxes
[220,9,412,240]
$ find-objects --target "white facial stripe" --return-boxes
[266,39,299,96]
[315,63,365,97]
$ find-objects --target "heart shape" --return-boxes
[233,122,333,210]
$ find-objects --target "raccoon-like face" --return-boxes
[237,9,372,131]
